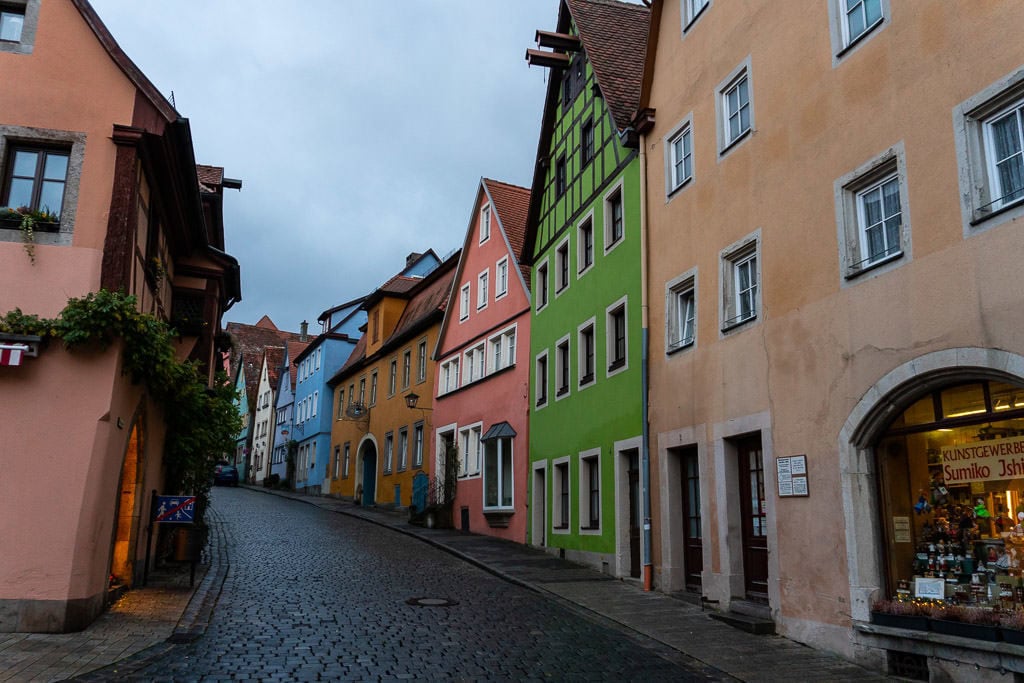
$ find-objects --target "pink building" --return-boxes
[433,179,531,541]
[0,1,239,631]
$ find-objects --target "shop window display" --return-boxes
[877,381,1024,623]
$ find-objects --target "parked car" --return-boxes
[214,465,239,486]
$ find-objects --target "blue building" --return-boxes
[270,337,310,483]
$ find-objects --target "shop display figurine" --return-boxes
[915,490,932,515]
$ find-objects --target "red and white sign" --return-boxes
[0,344,27,367]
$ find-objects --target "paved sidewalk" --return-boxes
[0,505,226,683]
[247,485,893,682]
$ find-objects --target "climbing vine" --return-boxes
[1,290,241,514]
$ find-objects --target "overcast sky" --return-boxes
[89,0,560,332]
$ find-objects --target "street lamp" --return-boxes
[404,392,432,411]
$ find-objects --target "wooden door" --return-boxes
[738,436,768,603]
[627,449,641,578]
[680,447,703,591]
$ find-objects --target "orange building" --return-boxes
[327,253,458,508]
[0,1,239,632]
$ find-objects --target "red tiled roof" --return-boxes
[379,275,420,295]
[225,319,304,406]
[196,164,224,190]
[483,178,532,289]
[383,255,458,349]
[264,347,285,396]
[286,340,311,389]
[335,334,367,379]
[566,0,649,132]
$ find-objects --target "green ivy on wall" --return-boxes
[0,289,241,518]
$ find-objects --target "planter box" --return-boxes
[869,611,930,631]
[931,619,1001,641]
[0,217,60,233]
[1002,628,1024,646]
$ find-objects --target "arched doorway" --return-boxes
[109,421,143,589]
[360,441,377,506]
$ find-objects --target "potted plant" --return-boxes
[1001,610,1024,646]
[929,604,1001,641]
[0,206,60,264]
[870,599,931,631]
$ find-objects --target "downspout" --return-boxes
[639,131,653,592]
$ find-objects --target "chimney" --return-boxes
[406,252,422,267]
[300,320,308,341]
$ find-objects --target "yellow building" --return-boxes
[327,253,458,506]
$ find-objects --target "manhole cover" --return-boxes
[406,597,458,607]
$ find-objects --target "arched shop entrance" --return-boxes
[875,379,1024,605]
[109,421,144,589]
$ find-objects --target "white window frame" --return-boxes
[578,448,601,534]
[719,231,761,333]
[398,427,408,472]
[343,442,351,478]
[417,339,427,382]
[664,114,694,197]
[312,391,318,418]
[828,0,889,63]
[0,1,39,56]
[681,0,710,33]
[954,68,1024,235]
[333,446,341,479]
[552,456,572,534]
[536,258,550,311]
[439,356,460,395]
[555,334,571,400]
[715,58,753,156]
[458,422,483,478]
[413,422,424,468]
[834,143,911,282]
[495,256,509,299]
[605,296,629,378]
[463,343,485,385]
[384,432,394,473]
[535,350,549,410]
[477,269,489,310]
[554,236,571,295]
[488,324,517,374]
[666,268,697,354]
[480,203,491,244]
[402,349,412,389]
[388,358,398,396]
[603,179,625,254]
[315,348,321,370]
[576,211,595,277]
[483,436,514,511]
[577,318,597,390]
[369,371,378,405]
[459,283,470,321]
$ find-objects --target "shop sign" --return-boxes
[776,454,809,497]
[915,576,945,600]
[940,435,1024,484]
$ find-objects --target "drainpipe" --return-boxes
[638,131,653,592]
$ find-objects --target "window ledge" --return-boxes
[719,128,752,157]
[721,313,757,333]
[667,176,693,201]
[607,359,626,372]
[483,510,514,528]
[835,17,884,60]
[970,196,1024,227]
[667,339,695,356]
[845,250,904,280]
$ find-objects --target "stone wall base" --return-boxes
[0,593,104,633]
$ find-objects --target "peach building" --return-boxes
[0,0,239,632]
[641,0,1024,676]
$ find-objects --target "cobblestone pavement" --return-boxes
[121,487,727,681]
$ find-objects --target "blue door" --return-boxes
[361,444,377,506]
[412,472,428,513]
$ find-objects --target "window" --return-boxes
[371,309,380,342]
[3,146,68,217]
[666,271,697,352]
[417,340,427,382]
[337,389,345,419]
[604,183,624,251]
[343,442,351,478]
[484,436,513,509]
[562,52,586,110]
[315,348,321,370]
[578,320,595,387]
[402,349,411,388]
[555,239,570,293]
[459,424,482,476]
[954,70,1024,232]
[666,121,693,194]
[721,235,760,330]
[836,146,910,279]
[464,343,485,384]
[439,357,460,394]
[556,155,567,196]
[489,326,516,373]
[496,257,509,298]
[333,446,341,479]
[477,270,489,310]
[369,371,378,405]
[358,378,366,405]
[537,260,549,310]
[389,358,397,396]
[535,351,549,408]
[459,283,470,321]
[348,383,355,406]
[413,422,424,468]
[553,459,570,530]
[0,6,23,42]
[682,0,709,29]
[577,216,594,274]
[384,432,394,473]
[0,0,38,55]
[606,298,628,374]
[312,391,318,417]
[398,427,408,471]
[579,450,600,531]
[582,118,595,166]
[843,0,882,46]
[722,73,751,149]
[480,204,491,243]
[556,337,570,398]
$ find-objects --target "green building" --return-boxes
[522,0,650,579]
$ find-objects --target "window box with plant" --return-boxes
[869,599,931,632]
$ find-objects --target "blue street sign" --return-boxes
[154,495,196,523]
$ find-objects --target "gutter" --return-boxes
[638,129,653,592]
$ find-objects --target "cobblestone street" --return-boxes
[115,488,723,681]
